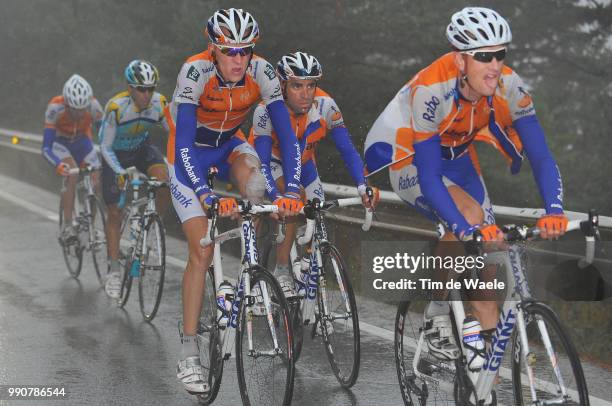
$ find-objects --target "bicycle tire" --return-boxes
[59,200,83,278]
[290,299,304,363]
[138,213,166,321]
[117,246,133,308]
[511,301,589,406]
[196,266,224,405]
[317,243,360,388]
[89,196,107,286]
[236,266,295,406]
[395,300,456,406]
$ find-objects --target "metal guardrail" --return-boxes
[2,126,611,230]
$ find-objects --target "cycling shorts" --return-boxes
[102,142,166,205]
[52,135,101,168]
[389,152,495,227]
[169,136,258,223]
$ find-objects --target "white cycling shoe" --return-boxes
[177,356,209,394]
[105,272,122,299]
[423,314,461,360]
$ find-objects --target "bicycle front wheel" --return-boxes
[236,266,294,406]
[196,265,224,405]
[117,247,133,308]
[89,196,107,286]
[138,213,166,321]
[59,200,83,278]
[395,300,455,406]
[512,301,589,405]
[317,244,360,388]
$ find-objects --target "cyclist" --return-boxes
[42,74,103,241]
[99,60,170,299]
[364,7,567,360]
[250,51,380,297]
[166,8,302,394]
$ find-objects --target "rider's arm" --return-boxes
[252,105,281,200]
[414,135,472,237]
[91,98,104,139]
[329,126,366,187]
[99,109,126,175]
[42,102,61,167]
[157,94,170,132]
[514,115,564,214]
[253,58,301,197]
[42,127,61,167]
[266,100,301,197]
[411,86,471,237]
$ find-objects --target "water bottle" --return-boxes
[216,281,234,327]
[462,315,485,372]
[292,255,310,297]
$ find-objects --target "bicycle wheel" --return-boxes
[117,246,133,308]
[316,243,360,388]
[59,200,83,278]
[138,213,166,321]
[89,196,107,286]
[395,300,456,405]
[236,266,294,406]
[196,266,224,405]
[511,301,589,405]
[290,299,304,363]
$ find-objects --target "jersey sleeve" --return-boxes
[322,97,345,130]
[411,86,443,142]
[504,71,536,121]
[99,105,125,174]
[44,101,61,129]
[251,59,283,106]
[252,104,273,137]
[174,61,206,106]
[157,94,170,132]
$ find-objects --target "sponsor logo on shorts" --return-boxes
[170,181,193,208]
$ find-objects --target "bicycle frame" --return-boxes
[66,167,98,246]
[204,206,285,360]
[410,220,591,404]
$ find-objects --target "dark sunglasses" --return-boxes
[133,86,156,93]
[463,48,507,63]
[216,44,254,57]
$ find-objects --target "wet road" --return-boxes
[1,174,611,406]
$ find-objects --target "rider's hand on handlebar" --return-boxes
[117,173,127,189]
[462,224,505,252]
[218,198,239,219]
[273,193,303,217]
[358,185,380,209]
[536,214,568,240]
[56,162,71,177]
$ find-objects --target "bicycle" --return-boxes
[260,193,374,388]
[58,165,106,284]
[115,167,168,322]
[193,173,294,406]
[394,211,599,405]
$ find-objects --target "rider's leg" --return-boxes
[147,163,171,217]
[61,157,78,224]
[230,152,265,203]
[102,160,123,274]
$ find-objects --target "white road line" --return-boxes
[1,187,610,405]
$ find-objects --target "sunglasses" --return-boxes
[463,48,507,63]
[132,86,156,93]
[216,44,254,57]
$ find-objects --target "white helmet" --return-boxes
[277,52,322,81]
[206,8,259,46]
[62,74,93,109]
[446,7,512,51]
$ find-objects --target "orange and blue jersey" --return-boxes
[364,52,563,236]
[42,95,103,166]
[249,87,365,199]
[166,50,301,198]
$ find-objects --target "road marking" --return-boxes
[1,186,610,405]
